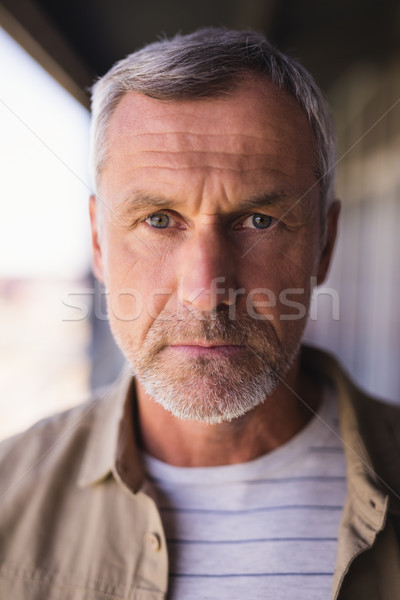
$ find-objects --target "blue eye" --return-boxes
[146,213,170,228]
[252,214,272,229]
[244,214,273,229]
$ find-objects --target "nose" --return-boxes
[177,227,240,312]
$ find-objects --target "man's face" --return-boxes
[90,78,338,423]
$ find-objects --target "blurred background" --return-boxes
[0,0,399,440]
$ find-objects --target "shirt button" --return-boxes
[144,532,162,552]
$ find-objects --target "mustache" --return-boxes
[144,306,278,352]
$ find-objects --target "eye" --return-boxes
[242,213,273,230]
[145,213,171,229]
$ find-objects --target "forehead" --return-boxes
[100,78,318,206]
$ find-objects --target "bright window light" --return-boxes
[0,26,91,279]
[0,27,92,440]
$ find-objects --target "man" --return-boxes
[1,28,400,600]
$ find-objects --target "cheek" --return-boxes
[104,237,176,327]
[240,240,316,321]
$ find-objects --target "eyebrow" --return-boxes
[120,192,176,216]
[236,191,301,214]
[119,189,303,220]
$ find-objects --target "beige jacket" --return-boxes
[0,346,400,599]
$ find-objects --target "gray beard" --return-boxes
[138,355,286,424]
[121,308,301,424]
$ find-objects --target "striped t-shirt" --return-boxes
[142,387,347,599]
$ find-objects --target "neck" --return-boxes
[135,354,322,467]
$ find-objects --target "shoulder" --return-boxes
[0,395,99,452]
[0,373,132,509]
[0,395,100,501]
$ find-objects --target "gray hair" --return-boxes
[90,28,336,217]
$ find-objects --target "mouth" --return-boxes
[168,343,246,357]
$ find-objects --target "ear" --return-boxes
[316,199,341,285]
[89,194,105,282]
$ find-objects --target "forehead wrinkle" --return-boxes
[111,123,297,158]
[133,149,269,158]
[130,131,271,142]
[115,135,295,159]
[109,132,305,178]
[110,148,283,174]
[116,165,275,174]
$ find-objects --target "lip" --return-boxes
[168,344,245,357]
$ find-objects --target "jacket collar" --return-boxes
[302,345,400,516]
[76,367,145,492]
